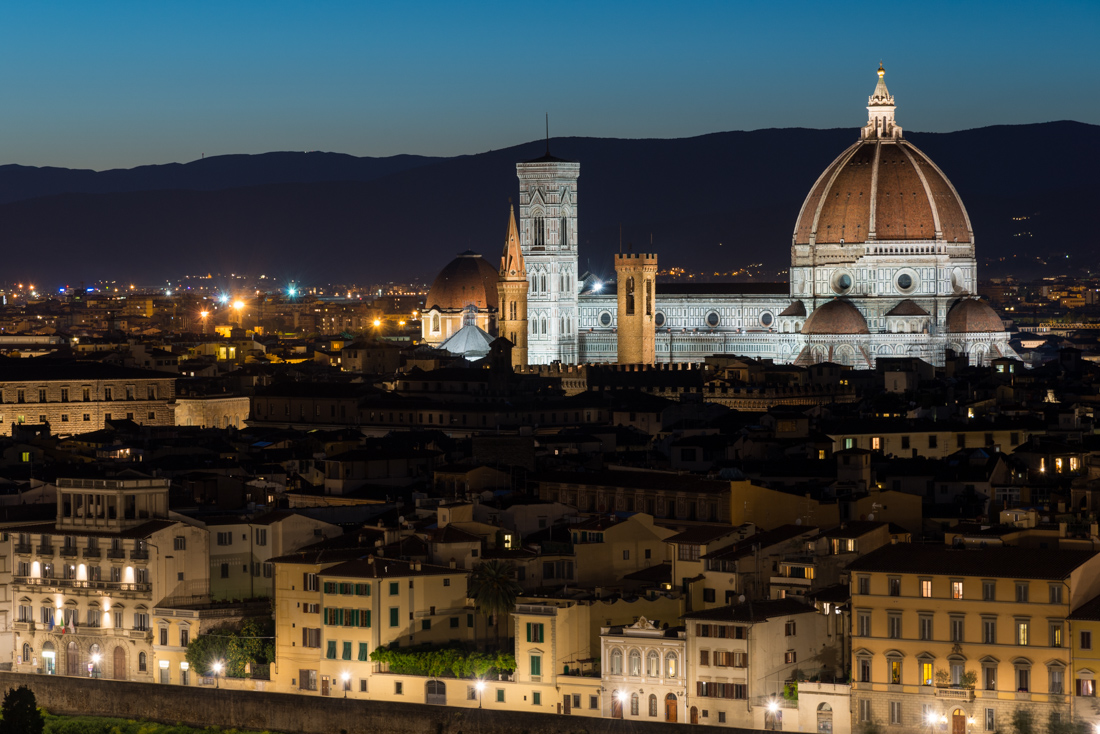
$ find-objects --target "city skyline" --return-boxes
[0,0,1096,170]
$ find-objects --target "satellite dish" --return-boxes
[868,513,876,521]
[738,595,746,603]
[795,518,802,526]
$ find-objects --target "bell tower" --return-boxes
[614,252,658,365]
[497,203,528,368]
[516,147,580,364]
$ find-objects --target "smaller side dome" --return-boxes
[885,299,930,317]
[801,299,869,335]
[779,300,807,317]
[947,299,1004,333]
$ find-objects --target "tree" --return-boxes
[1011,706,1035,734]
[468,559,522,647]
[1,686,44,734]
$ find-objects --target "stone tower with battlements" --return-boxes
[516,150,580,364]
[497,203,529,368]
[615,253,658,365]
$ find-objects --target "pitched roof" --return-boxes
[682,597,815,622]
[321,557,465,580]
[666,524,745,545]
[703,525,816,561]
[845,543,1097,580]
[1069,592,1100,621]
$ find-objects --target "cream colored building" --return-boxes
[174,395,251,429]
[601,616,688,723]
[846,544,1100,734]
[6,477,209,680]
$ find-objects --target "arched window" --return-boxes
[649,693,658,717]
[21,643,30,663]
[541,274,548,292]
[138,651,147,672]
[647,650,660,677]
[540,316,547,335]
[629,649,642,676]
[610,648,623,675]
[626,277,635,315]
[631,693,639,716]
[666,651,678,678]
[431,314,440,333]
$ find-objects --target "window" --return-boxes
[785,621,797,636]
[326,641,337,659]
[138,652,147,671]
[610,648,622,674]
[857,576,869,595]
[160,628,169,646]
[630,693,639,716]
[302,628,321,648]
[530,654,541,678]
[590,695,599,709]
[888,577,901,596]
[1050,585,1063,604]
[666,652,678,677]
[985,709,995,731]
[951,580,964,599]
[785,651,797,664]
[889,659,901,684]
[255,529,267,546]
[389,582,399,596]
[1050,623,1063,648]
[920,579,932,598]
[649,694,658,717]
[919,615,933,641]
[983,618,996,644]
[859,658,871,682]
[298,670,317,691]
[890,701,902,725]
[395,681,403,695]
[1083,631,1093,650]
[647,650,660,677]
[859,699,872,723]
[858,612,871,637]
[628,649,641,676]
[950,616,964,642]
[983,665,996,691]
[220,563,229,579]
[982,581,995,601]
[496,689,505,703]
[921,661,933,686]
[1077,678,1096,697]
[389,608,399,627]
[1017,620,1030,646]
[622,550,630,560]
[1049,666,1064,694]
[888,614,901,639]
[216,532,232,546]
[700,650,710,666]
[1016,583,1029,603]
[173,536,186,550]
[360,679,368,693]
[533,692,541,706]
[1017,666,1030,692]
[180,628,189,646]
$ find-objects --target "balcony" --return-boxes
[13,576,151,594]
[36,545,54,555]
[130,549,149,561]
[106,549,126,559]
[752,696,798,709]
[83,548,101,559]
[13,543,32,554]
[59,547,78,558]
[13,622,35,632]
[935,688,975,702]
[515,604,558,616]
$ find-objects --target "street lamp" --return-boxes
[213,660,223,688]
[90,653,101,679]
[342,671,350,698]
[766,698,781,731]
[476,680,485,708]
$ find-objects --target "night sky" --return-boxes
[1,0,1097,171]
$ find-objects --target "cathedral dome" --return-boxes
[801,299,869,335]
[946,299,1004,333]
[426,251,500,312]
[793,67,972,247]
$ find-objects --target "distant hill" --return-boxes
[0,121,1096,284]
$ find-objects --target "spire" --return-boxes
[500,202,526,279]
[861,63,902,140]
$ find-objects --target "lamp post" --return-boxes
[199,310,208,335]
[213,660,223,688]
[476,680,485,708]
[616,690,628,719]
[90,653,101,679]
[342,672,350,698]
[766,698,781,731]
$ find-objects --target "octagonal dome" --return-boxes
[426,251,500,312]
[801,299,869,335]
[946,299,1004,333]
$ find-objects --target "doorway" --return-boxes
[66,641,79,676]
[42,643,56,675]
[321,676,330,696]
[666,693,678,723]
[563,694,571,715]
[953,709,967,734]
[112,646,126,680]
[690,706,699,724]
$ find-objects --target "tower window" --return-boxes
[645,279,652,316]
[626,277,635,315]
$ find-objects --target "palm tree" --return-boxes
[469,559,522,649]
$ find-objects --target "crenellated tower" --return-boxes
[614,252,658,365]
[497,203,529,367]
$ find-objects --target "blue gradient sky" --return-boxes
[1,0,1096,170]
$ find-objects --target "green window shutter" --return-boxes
[363,610,371,628]
[343,642,352,660]
[359,643,369,661]
[526,623,531,642]
[390,608,399,627]
[336,609,344,626]
[326,641,336,659]
[530,655,541,676]
[348,609,357,627]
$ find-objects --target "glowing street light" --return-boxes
[476,680,485,708]
[90,652,101,679]
[342,671,350,698]
[372,319,381,327]
[213,660,223,688]
[233,300,244,311]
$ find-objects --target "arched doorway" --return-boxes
[113,646,126,680]
[66,640,79,676]
[665,693,678,723]
[41,642,56,675]
[952,708,967,734]
[818,703,833,734]
[426,680,446,705]
[611,691,623,719]
[690,706,699,724]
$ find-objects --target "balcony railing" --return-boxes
[106,549,126,559]
[36,545,54,555]
[935,688,975,701]
[13,576,151,593]
[83,548,101,559]
[130,549,149,560]
[13,543,32,554]
[59,547,78,558]
[13,621,34,631]
[752,696,798,709]
[515,604,558,616]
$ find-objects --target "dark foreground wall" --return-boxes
[0,673,760,734]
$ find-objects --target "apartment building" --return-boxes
[601,616,687,722]
[846,544,1100,734]
[5,477,209,680]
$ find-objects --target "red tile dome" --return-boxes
[426,251,500,312]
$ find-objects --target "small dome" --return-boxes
[947,299,1004,333]
[885,299,929,317]
[802,299,869,335]
[778,300,807,317]
[426,251,500,312]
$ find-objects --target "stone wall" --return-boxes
[0,672,762,734]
